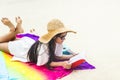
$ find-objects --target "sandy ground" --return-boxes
[0,0,120,80]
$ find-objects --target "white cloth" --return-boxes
[8,37,63,66]
[8,37,35,62]
[36,43,49,66]
[55,43,63,56]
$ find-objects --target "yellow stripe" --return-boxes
[2,52,47,80]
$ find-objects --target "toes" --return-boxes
[1,18,6,24]
[18,16,20,19]
[16,16,22,24]
[16,16,21,20]
[1,18,14,26]
[1,18,9,23]
[30,28,35,33]
[2,18,8,21]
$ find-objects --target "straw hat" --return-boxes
[39,19,76,43]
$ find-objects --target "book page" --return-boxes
[68,50,86,64]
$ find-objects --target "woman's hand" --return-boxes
[62,61,71,69]
[50,61,72,69]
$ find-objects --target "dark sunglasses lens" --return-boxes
[60,36,65,40]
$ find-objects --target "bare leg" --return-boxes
[0,17,24,53]
[0,17,24,42]
[15,16,24,33]
[0,42,10,53]
[0,18,16,42]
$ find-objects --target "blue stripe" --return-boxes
[0,51,9,80]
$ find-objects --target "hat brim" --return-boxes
[39,27,76,43]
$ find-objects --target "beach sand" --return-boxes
[0,0,120,80]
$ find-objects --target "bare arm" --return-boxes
[50,61,71,69]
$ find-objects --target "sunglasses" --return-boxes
[58,35,66,40]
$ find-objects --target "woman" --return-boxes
[0,17,77,69]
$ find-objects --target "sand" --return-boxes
[0,0,120,80]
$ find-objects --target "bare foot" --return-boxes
[1,18,15,31]
[15,16,24,33]
[30,28,35,33]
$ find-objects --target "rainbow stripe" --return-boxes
[0,51,72,80]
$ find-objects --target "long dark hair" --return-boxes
[27,33,62,69]
[27,40,42,64]
[46,38,56,69]
[27,39,56,69]
[46,33,64,69]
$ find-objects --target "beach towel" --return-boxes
[0,51,95,80]
[0,51,72,80]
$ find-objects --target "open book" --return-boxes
[68,50,86,68]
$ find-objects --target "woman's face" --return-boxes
[55,32,67,44]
